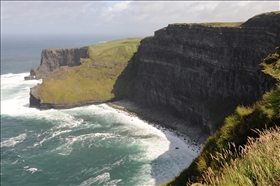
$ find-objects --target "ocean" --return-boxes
[1,34,200,186]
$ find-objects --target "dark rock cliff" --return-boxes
[28,11,279,135]
[130,11,280,133]
[28,46,89,107]
[25,46,89,79]
[37,46,89,79]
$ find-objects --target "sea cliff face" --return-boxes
[130,12,280,133]
[26,47,89,79]
[28,11,279,134]
[29,38,141,109]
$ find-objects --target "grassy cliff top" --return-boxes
[251,10,280,18]
[196,22,243,27]
[169,10,280,29]
[167,22,243,28]
[37,38,141,104]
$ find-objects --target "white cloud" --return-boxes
[108,1,130,12]
[1,1,279,37]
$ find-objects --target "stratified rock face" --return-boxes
[131,12,280,133]
[29,84,41,107]
[35,46,89,79]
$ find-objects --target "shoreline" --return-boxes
[104,99,207,184]
[106,99,208,147]
[28,93,208,145]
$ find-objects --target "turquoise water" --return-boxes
[1,35,199,186]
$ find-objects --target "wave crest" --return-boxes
[1,133,27,147]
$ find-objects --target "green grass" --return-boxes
[198,126,280,186]
[250,10,280,18]
[165,47,280,186]
[197,22,243,27]
[38,38,141,104]
[261,47,280,81]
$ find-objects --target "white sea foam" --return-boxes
[99,103,202,184]
[107,179,122,186]
[1,133,27,147]
[1,73,201,185]
[36,129,72,146]
[24,167,39,174]
[1,73,15,78]
[52,132,119,155]
[1,73,42,116]
[98,104,171,158]
[78,172,110,186]
[12,159,19,164]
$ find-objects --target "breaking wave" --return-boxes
[1,133,27,147]
[1,73,200,185]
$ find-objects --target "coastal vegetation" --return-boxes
[37,38,141,104]
[196,22,242,27]
[165,47,280,185]
[197,126,280,185]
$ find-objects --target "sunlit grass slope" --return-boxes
[165,47,280,186]
[199,126,280,186]
[37,38,141,104]
[197,22,243,27]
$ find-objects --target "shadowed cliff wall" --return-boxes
[130,12,280,133]
[35,46,89,79]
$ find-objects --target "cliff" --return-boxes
[29,38,141,109]
[167,46,280,186]
[28,11,279,134]
[130,11,280,133]
[25,46,89,79]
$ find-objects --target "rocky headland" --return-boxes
[24,46,89,80]
[27,11,279,135]
[28,38,142,110]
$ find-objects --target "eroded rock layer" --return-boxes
[27,46,89,79]
[131,12,280,133]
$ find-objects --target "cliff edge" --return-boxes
[24,46,89,80]
[29,38,141,109]
[130,11,280,133]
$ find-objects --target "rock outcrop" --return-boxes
[29,83,41,107]
[24,68,36,80]
[25,46,89,80]
[28,38,142,109]
[130,11,280,133]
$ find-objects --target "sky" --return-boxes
[1,1,279,38]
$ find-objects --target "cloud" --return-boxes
[2,2,106,23]
[1,1,279,36]
[107,1,130,12]
[197,1,279,22]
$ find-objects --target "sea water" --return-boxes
[1,35,200,186]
